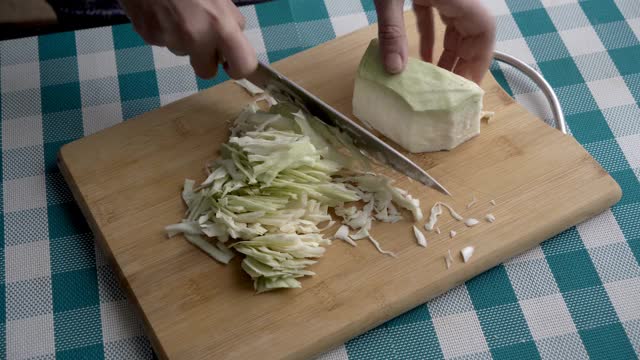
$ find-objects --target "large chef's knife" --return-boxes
[246,61,451,196]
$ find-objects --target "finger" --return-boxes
[465,50,494,83]
[218,23,258,79]
[414,3,434,62]
[165,32,189,56]
[471,17,496,83]
[168,47,188,56]
[438,49,457,71]
[190,48,220,79]
[374,0,408,74]
[452,58,471,79]
[437,26,460,71]
[470,51,493,83]
[472,39,495,83]
[134,14,164,46]
[177,9,221,79]
[456,33,495,83]
[431,0,494,38]
[165,25,190,56]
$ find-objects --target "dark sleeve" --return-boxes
[45,0,126,22]
[46,0,274,23]
[233,0,275,5]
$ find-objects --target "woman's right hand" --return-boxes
[119,0,258,79]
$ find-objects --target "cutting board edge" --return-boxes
[57,151,171,360]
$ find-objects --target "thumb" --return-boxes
[374,0,408,74]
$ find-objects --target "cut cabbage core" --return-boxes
[353,39,485,153]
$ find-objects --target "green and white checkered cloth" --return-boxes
[1,0,639,359]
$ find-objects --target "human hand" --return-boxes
[119,0,258,79]
[373,0,496,84]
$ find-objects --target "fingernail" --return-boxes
[385,53,403,74]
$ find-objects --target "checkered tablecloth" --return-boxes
[0,0,638,359]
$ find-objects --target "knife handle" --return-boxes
[232,0,273,6]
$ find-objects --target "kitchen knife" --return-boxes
[246,61,451,196]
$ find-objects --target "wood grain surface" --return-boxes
[59,12,622,360]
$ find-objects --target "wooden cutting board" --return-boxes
[59,13,621,360]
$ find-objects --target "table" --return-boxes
[1,0,638,359]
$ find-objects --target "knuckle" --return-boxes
[192,60,217,79]
[204,6,225,27]
[217,27,237,43]
[237,15,246,30]
[378,24,405,41]
[231,7,246,29]
[172,5,192,28]
[132,21,151,40]
[228,64,251,79]
[204,12,239,43]
[215,23,243,46]
[180,23,201,47]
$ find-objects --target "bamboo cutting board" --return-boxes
[59,13,621,360]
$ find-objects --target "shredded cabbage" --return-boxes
[234,79,264,96]
[167,93,423,293]
[413,225,427,247]
[461,246,475,263]
[425,201,463,231]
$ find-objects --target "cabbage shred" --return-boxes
[167,98,422,293]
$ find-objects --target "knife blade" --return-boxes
[246,61,451,196]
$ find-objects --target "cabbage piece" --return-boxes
[367,235,397,258]
[413,225,427,247]
[255,276,302,293]
[184,234,235,264]
[425,201,463,231]
[349,174,423,222]
[234,79,264,96]
[182,179,196,204]
[165,221,202,238]
[353,39,485,153]
[461,246,475,263]
[445,249,453,269]
[425,203,443,231]
[241,256,315,279]
[464,218,480,227]
[334,225,357,247]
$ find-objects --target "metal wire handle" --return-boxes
[493,50,568,135]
